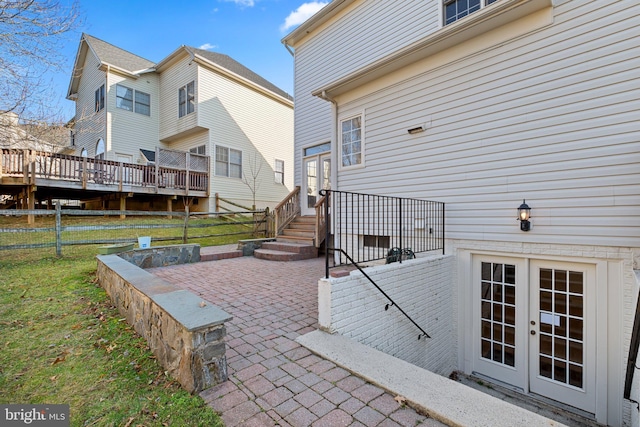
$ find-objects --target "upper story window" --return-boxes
[116,84,151,116]
[444,0,499,25]
[178,81,195,118]
[274,159,284,184]
[190,145,206,155]
[215,145,242,178]
[340,115,362,167]
[95,84,105,112]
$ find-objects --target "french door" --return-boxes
[302,153,331,216]
[473,256,596,414]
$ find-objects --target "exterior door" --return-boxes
[473,256,597,414]
[529,260,596,413]
[303,153,330,216]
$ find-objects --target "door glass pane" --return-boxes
[480,262,516,367]
[539,268,585,388]
[322,158,331,190]
[306,160,317,209]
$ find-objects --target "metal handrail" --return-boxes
[325,246,430,340]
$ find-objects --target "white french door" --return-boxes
[473,256,597,414]
[302,153,331,216]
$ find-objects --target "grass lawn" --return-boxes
[0,244,231,426]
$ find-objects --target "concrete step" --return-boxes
[262,241,318,257]
[254,249,312,262]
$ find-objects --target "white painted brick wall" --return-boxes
[320,255,456,376]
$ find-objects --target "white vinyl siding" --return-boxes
[74,50,106,157]
[159,54,198,141]
[109,73,159,161]
[197,62,293,208]
[332,1,640,248]
[291,1,439,187]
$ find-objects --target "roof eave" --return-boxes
[281,0,354,48]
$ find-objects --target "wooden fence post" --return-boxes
[55,202,62,257]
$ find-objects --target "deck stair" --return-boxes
[277,215,316,245]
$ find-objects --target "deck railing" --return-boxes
[1,148,209,193]
[314,193,328,248]
[274,186,300,236]
[322,190,444,270]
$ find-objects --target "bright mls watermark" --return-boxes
[1,404,69,426]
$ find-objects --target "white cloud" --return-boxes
[222,0,255,6]
[280,1,328,32]
[199,43,218,50]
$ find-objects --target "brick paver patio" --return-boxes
[150,254,445,426]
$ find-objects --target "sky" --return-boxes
[52,0,328,120]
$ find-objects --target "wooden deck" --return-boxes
[1,148,209,200]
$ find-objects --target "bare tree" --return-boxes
[242,152,264,210]
[0,1,81,121]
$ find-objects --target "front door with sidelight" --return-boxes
[472,256,597,415]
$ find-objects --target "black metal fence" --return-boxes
[324,190,444,271]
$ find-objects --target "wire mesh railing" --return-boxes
[0,204,270,256]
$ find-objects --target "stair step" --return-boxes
[254,249,314,261]
[201,250,243,262]
[262,241,318,256]
[277,235,316,245]
[282,229,315,238]
[289,222,315,230]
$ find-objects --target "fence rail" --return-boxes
[1,148,209,193]
[0,205,268,256]
[323,190,444,270]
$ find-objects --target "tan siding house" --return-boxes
[284,1,640,425]
[67,34,294,211]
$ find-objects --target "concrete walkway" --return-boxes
[150,255,445,427]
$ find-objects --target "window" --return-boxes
[178,81,195,117]
[135,91,150,116]
[70,131,75,146]
[444,0,499,25]
[362,235,390,248]
[116,85,150,116]
[340,115,362,167]
[95,84,105,112]
[215,146,242,178]
[116,85,133,111]
[190,145,206,155]
[275,159,284,184]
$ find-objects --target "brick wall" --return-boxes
[319,255,456,376]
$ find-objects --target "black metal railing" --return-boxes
[328,248,430,340]
[322,190,444,270]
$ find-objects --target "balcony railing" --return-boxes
[1,148,209,194]
[323,190,444,272]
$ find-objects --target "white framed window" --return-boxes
[178,81,195,117]
[116,84,151,116]
[274,159,284,184]
[190,145,206,155]
[443,0,499,25]
[95,84,105,112]
[340,114,363,168]
[215,145,242,178]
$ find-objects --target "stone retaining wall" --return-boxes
[96,245,231,393]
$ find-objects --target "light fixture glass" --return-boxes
[517,200,531,231]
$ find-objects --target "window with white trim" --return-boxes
[95,84,105,112]
[340,115,362,167]
[116,84,150,116]
[215,145,242,178]
[444,0,499,25]
[274,159,284,184]
[178,81,195,117]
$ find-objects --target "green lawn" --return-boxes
[0,245,226,426]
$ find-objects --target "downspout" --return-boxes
[105,64,109,161]
[283,42,295,57]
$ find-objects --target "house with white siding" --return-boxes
[282,1,640,425]
[67,34,294,211]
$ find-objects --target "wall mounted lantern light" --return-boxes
[517,199,531,231]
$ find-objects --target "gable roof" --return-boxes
[186,47,293,102]
[83,34,155,73]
